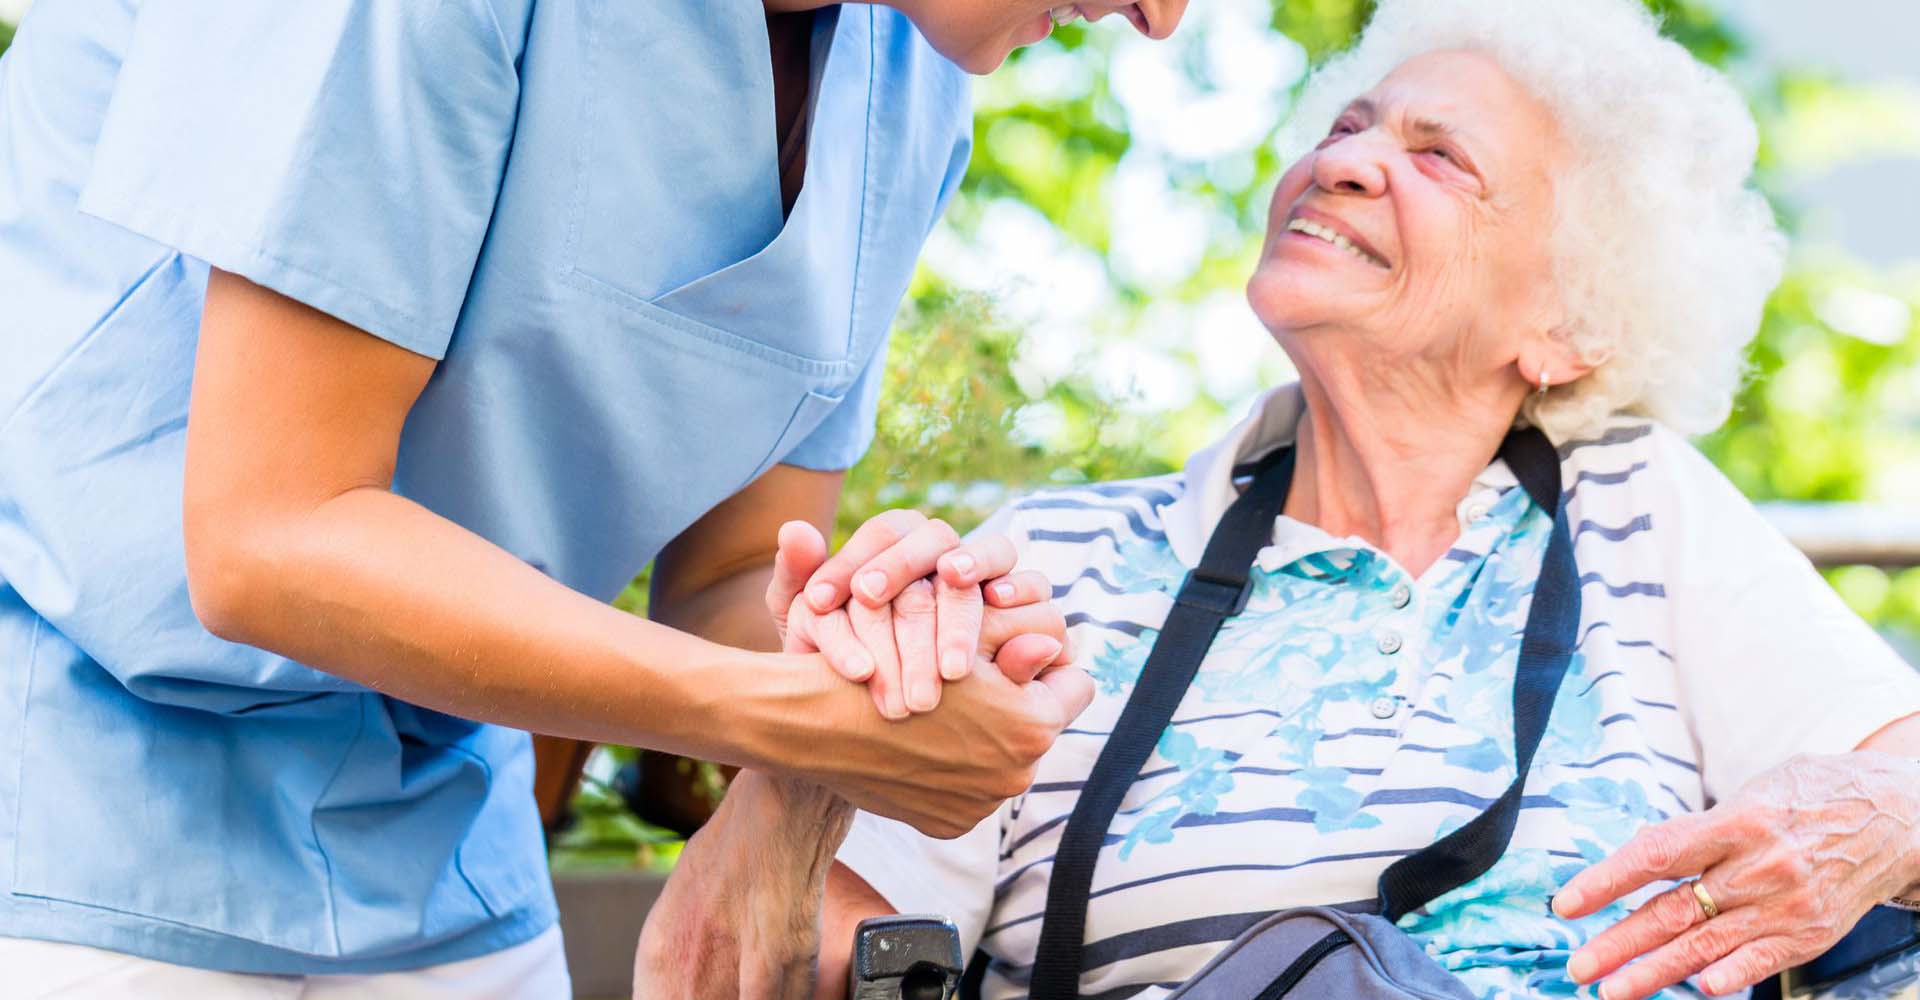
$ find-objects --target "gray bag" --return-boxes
[1166,906,1475,1000]
[1022,429,1579,999]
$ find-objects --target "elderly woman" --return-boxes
[636,1,1920,998]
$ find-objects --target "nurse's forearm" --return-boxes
[191,482,793,763]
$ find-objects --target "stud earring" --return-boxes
[1538,368,1552,396]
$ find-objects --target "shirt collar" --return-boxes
[1160,382,1522,568]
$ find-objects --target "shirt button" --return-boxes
[1466,501,1491,521]
[1376,630,1403,655]
[1370,695,1399,719]
[1389,583,1412,609]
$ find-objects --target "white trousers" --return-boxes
[0,926,572,999]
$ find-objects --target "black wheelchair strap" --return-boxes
[1022,427,1577,999]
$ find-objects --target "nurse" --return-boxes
[0,0,1187,996]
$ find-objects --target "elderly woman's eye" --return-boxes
[1317,120,1359,150]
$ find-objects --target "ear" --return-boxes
[1518,324,1599,393]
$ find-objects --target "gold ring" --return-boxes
[1689,879,1720,920]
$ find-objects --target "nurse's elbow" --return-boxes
[182,510,276,645]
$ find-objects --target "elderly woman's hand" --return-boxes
[767,513,1070,720]
[1554,752,1920,998]
[633,770,854,1000]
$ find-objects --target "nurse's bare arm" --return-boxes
[182,269,1093,837]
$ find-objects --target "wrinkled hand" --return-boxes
[1555,752,1920,998]
[633,770,853,1000]
[767,513,1070,719]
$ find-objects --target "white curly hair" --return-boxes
[1280,0,1788,439]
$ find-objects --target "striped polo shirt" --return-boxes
[837,383,1920,1000]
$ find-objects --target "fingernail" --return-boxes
[941,650,968,680]
[949,553,976,580]
[1566,951,1595,983]
[1598,980,1620,1000]
[1700,971,1724,995]
[908,677,937,712]
[859,571,888,602]
[1036,636,1064,659]
[807,582,836,609]
[1553,889,1580,916]
[846,650,875,681]
[991,582,1015,603]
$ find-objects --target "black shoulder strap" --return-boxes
[1026,446,1297,1000]
[1374,425,1579,920]
[1026,427,1576,998]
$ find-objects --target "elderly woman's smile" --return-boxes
[1251,50,1571,419]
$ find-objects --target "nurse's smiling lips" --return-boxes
[863,0,1189,74]
[1021,3,1158,46]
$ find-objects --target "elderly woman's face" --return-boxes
[1248,51,1568,374]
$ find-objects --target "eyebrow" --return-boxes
[1341,98,1471,145]
[1409,116,1463,144]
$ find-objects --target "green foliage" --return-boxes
[548,745,685,873]
[840,287,1168,539]
[1266,0,1373,63]
[2,19,14,56]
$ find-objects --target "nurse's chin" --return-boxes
[939,27,1037,75]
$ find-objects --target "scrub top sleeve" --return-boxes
[76,1,525,360]
[928,111,974,238]
[780,338,892,472]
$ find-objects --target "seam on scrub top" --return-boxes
[6,613,39,893]
[557,0,598,285]
[439,740,504,920]
[473,0,523,70]
[0,253,172,442]
[312,694,370,956]
[844,6,878,359]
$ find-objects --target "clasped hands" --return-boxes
[767,509,1075,719]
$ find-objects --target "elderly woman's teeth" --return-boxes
[1286,218,1382,267]
[1048,5,1082,26]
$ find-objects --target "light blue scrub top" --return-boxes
[0,0,970,974]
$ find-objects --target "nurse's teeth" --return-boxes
[1286,217,1384,267]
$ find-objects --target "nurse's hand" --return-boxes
[761,643,1094,840]
[769,517,1069,718]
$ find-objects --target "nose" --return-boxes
[1087,0,1188,40]
[1310,134,1388,198]
[1135,0,1189,39]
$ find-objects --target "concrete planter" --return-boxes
[553,868,669,999]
